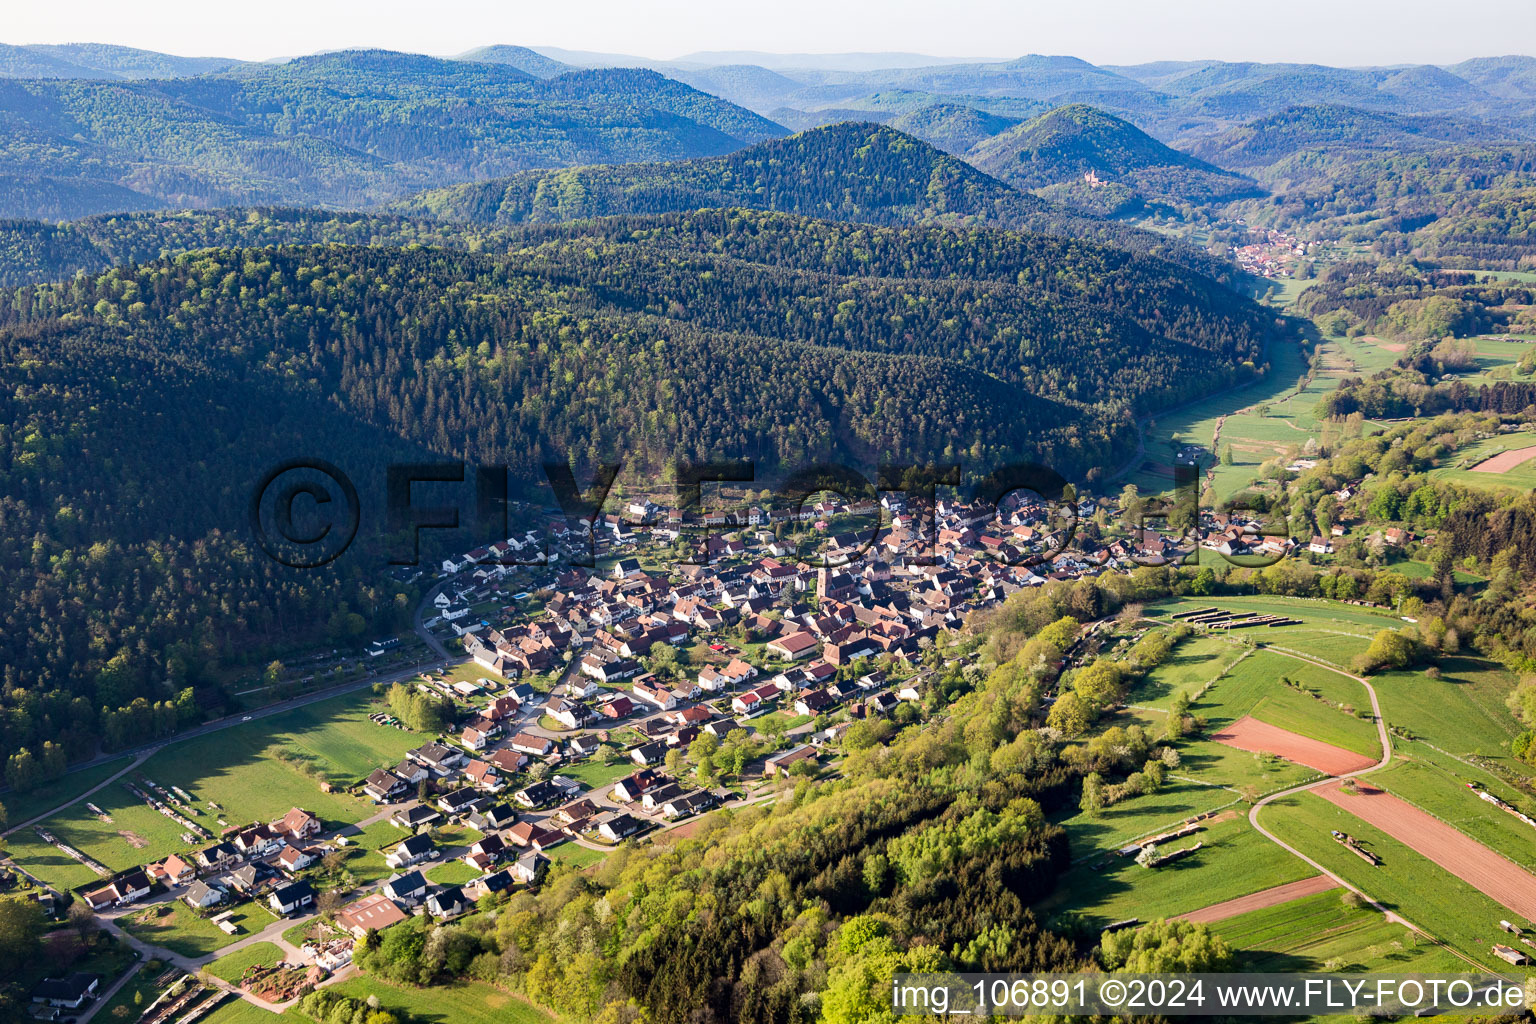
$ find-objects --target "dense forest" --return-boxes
[393,123,1245,280]
[0,50,785,220]
[967,104,1261,215]
[0,208,1271,768]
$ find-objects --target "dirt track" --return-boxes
[1178,875,1339,923]
[1211,715,1379,776]
[1470,445,1536,474]
[1315,781,1536,920]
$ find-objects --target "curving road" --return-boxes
[1242,644,1486,968]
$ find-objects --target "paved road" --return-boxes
[3,586,455,838]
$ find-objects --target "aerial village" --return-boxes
[16,468,1426,1012]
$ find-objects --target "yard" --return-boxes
[118,900,275,959]
[207,942,287,983]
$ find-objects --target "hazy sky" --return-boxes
[8,0,1534,66]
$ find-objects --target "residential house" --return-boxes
[390,804,442,830]
[512,851,549,885]
[277,845,316,875]
[515,781,561,809]
[662,791,721,820]
[467,804,518,832]
[153,855,195,888]
[510,732,554,757]
[29,975,99,1010]
[182,880,225,909]
[269,880,316,916]
[426,885,468,919]
[335,893,408,938]
[766,631,819,661]
[598,813,645,842]
[382,871,429,905]
[386,834,438,869]
[363,769,408,803]
[275,808,322,843]
[765,745,818,777]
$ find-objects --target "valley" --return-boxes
[3,25,1536,1024]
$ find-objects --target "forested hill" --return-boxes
[0,208,1272,762]
[0,49,786,221]
[392,123,1245,282]
[1186,104,1527,173]
[967,104,1262,215]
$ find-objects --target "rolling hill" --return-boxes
[392,122,1241,279]
[456,44,576,78]
[0,42,241,79]
[0,49,786,220]
[966,104,1261,214]
[889,103,1022,154]
[0,205,1270,750]
[1186,104,1529,175]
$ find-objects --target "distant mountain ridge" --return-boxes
[0,49,786,220]
[0,42,240,79]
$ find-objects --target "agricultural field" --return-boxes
[1433,432,1536,491]
[1258,793,1531,971]
[1368,656,1523,756]
[1218,888,1470,974]
[1044,814,1315,928]
[6,689,423,889]
[1196,651,1382,760]
[1130,333,1391,499]
[1369,750,1536,874]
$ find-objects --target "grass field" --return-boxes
[1433,432,1536,491]
[557,757,636,791]
[1195,651,1382,759]
[1218,888,1470,974]
[1127,634,1247,709]
[207,942,287,983]
[8,689,424,888]
[1130,332,1392,499]
[1044,815,1314,928]
[0,757,134,827]
[427,860,481,885]
[1369,656,1523,756]
[545,842,608,869]
[318,975,555,1024]
[1259,793,1529,970]
[119,901,274,959]
[1149,595,1403,633]
[196,995,285,1024]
